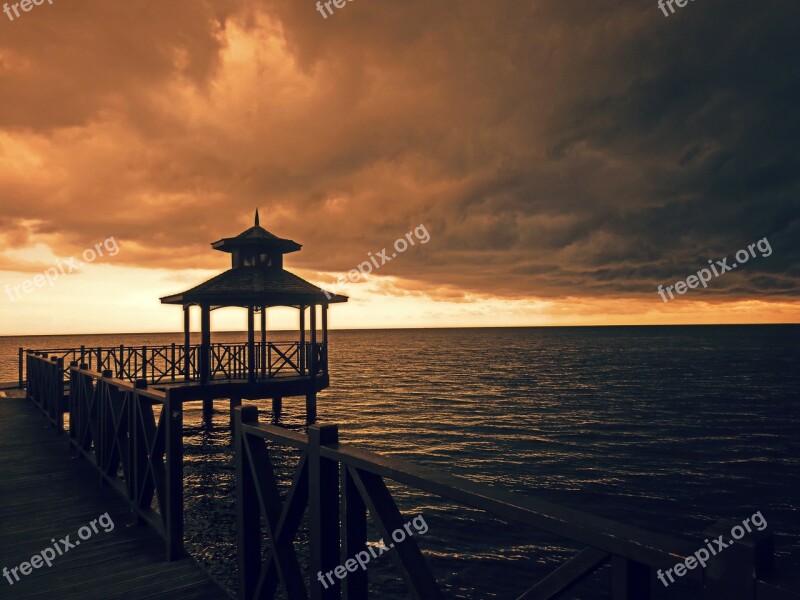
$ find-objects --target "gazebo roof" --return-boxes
[160,266,346,306]
[160,212,347,307]
[211,223,302,254]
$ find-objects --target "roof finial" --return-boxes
[255,208,260,227]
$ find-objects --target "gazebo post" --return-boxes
[247,305,255,383]
[200,304,210,385]
[260,307,267,379]
[310,304,317,376]
[183,305,191,381]
[200,303,212,425]
[307,305,318,424]
[322,304,328,373]
[299,305,306,376]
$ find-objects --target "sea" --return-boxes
[1,325,798,599]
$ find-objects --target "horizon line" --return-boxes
[1,322,798,338]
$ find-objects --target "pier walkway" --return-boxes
[0,389,228,600]
[4,351,800,600]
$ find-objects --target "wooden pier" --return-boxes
[0,388,228,600]
[3,216,798,599]
[4,352,798,600]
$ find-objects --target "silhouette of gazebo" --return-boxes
[160,210,346,422]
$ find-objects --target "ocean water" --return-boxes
[2,325,799,598]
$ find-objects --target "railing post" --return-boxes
[98,370,113,482]
[49,356,59,428]
[80,344,85,366]
[130,379,147,524]
[341,463,368,600]
[164,389,184,561]
[309,423,340,600]
[170,343,176,381]
[68,361,78,445]
[268,343,272,378]
[612,557,650,599]
[234,405,261,600]
[25,351,32,399]
[703,520,774,599]
[18,347,23,388]
[55,357,65,433]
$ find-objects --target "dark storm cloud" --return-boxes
[0,0,797,301]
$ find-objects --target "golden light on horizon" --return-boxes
[0,1,797,334]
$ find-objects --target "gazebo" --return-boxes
[159,210,347,422]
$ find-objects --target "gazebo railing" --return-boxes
[20,341,327,386]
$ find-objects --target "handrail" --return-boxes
[18,354,800,598]
[19,341,328,386]
[234,407,800,600]
[67,362,183,560]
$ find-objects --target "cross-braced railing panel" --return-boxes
[26,352,67,432]
[65,364,184,561]
[234,407,798,600]
[21,341,325,386]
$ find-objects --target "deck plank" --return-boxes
[0,394,230,599]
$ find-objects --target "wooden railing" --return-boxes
[233,406,800,600]
[22,353,800,598]
[19,341,327,386]
[68,361,184,560]
[24,353,184,560]
[26,351,67,432]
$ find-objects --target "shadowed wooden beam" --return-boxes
[347,467,443,600]
[516,547,610,600]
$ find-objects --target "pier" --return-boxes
[3,350,799,599]
[3,214,799,599]
[0,386,227,600]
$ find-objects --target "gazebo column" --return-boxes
[247,305,255,383]
[200,304,213,425]
[260,307,267,378]
[306,305,317,424]
[183,305,191,382]
[310,304,318,376]
[322,304,328,373]
[299,305,306,375]
[200,304,211,385]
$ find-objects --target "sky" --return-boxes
[0,0,798,335]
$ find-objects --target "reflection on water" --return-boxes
[4,326,799,597]
[176,326,800,598]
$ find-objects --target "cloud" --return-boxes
[0,0,797,307]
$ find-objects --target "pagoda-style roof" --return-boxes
[160,212,347,307]
[211,224,302,254]
[160,266,346,306]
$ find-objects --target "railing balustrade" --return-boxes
[20,352,800,598]
[22,353,183,560]
[233,406,800,600]
[18,341,327,386]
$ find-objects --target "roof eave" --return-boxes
[160,291,348,306]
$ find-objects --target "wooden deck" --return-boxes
[0,390,229,600]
